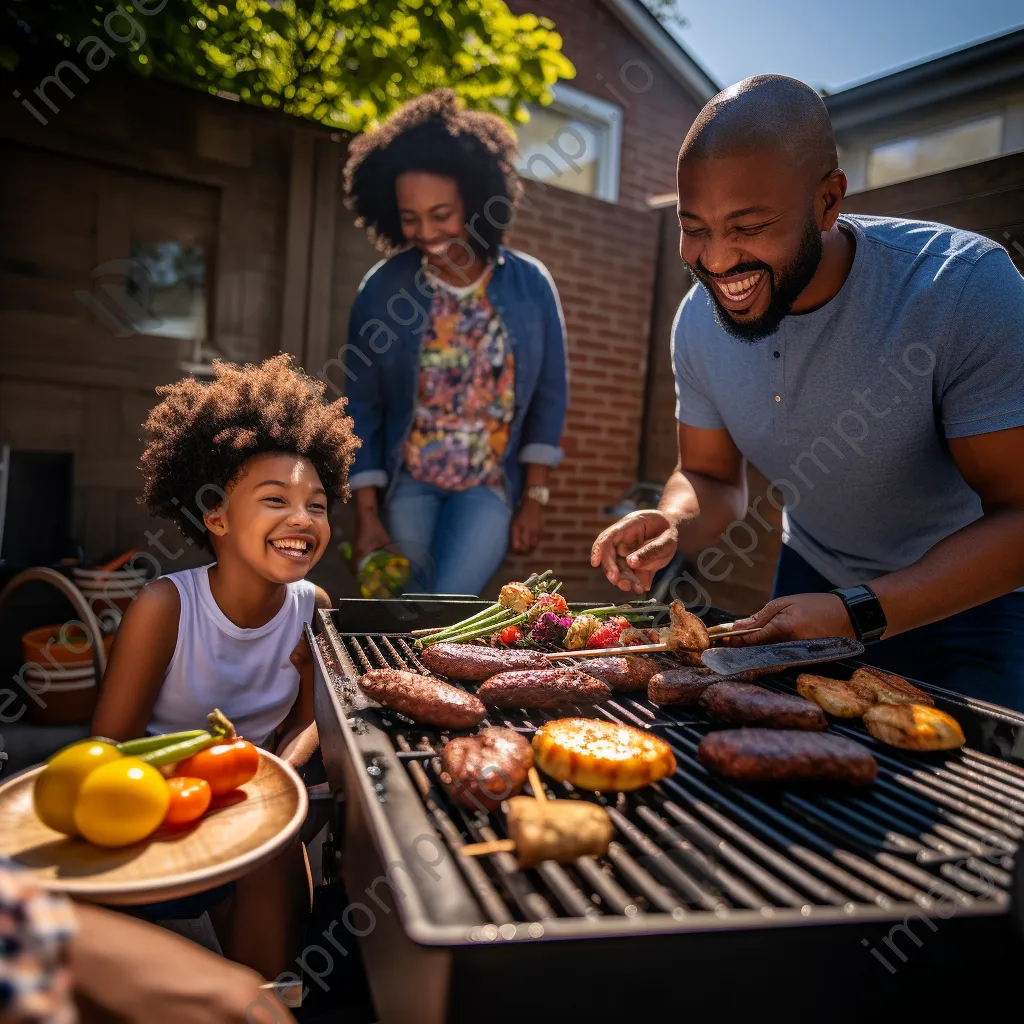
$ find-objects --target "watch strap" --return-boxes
[830,585,887,644]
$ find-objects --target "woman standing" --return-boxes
[342,89,568,596]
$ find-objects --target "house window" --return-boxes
[866,114,1004,189]
[127,241,208,341]
[515,84,622,203]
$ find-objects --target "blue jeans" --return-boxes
[385,473,512,596]
[773,544,1024,711]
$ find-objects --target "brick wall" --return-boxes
[497,180,660,598]
[506,0,704,209]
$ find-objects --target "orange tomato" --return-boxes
[174,739,259,796]
[164,777,212,826]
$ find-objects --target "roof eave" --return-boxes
[597,0,719,104]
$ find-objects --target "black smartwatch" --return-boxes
[830,585,887,644]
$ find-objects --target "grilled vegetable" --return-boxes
[527,593,569,624]
[863,703,964,750]
[506,795,614,868]
[563,613,601,650]
[532,718,677,792]
[585,616,630,650]
[497,624,524,646]
[530,611,572,646]
[499,582,535,614]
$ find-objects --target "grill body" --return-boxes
[311,600,1024,1023]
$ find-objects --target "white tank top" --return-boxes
[148,564,317,749]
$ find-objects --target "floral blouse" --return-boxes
[403,268,515,491]
[0,865,76,1023]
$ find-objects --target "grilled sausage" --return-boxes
[439,727,533,811]
[477,669,611,709]
[648,667,716,707]
[700,682,828,731]
[358,668,486,728]
[583,656,658,692]
[420,642,549,682]
[698,729,878,785]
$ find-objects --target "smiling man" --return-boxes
[592,75,1024,709]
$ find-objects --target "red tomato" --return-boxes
[164,777,212,826]
[498,625,523,646]
[174,739,259,796]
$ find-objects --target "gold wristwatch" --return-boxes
[526,485,550,506]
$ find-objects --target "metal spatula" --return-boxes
[701,637,864,675]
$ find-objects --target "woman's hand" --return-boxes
[511,499,543,555]
[352,511,392,566]
[728,593,856,645]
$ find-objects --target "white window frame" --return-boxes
[865,112,1006,189]
[518,83,623,203]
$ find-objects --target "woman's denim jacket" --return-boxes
[343,246,568,506]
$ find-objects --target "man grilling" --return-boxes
[591,75,1024,710]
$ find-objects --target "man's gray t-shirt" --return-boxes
[672,214,1024,587]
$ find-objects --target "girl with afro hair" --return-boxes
[91,354,358,984]
[343,89,568,595]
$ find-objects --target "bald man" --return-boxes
[592,75,1024,711]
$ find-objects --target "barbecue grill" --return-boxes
[310,599,1024,1023]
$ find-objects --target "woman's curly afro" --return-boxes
[343,89,522,257]
[140,355,360,546]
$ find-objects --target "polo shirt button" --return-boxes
[773,351,781,358]
[774,394,782,403]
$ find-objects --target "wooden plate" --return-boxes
[0,750,308,905]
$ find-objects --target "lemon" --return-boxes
[33,740,122,836]
[73,758,170,847]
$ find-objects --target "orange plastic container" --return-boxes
[20,625,112,726]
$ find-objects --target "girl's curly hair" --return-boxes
[140,355,360,547]
[343,89,523,257]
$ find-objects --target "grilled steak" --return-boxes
[583,656,658,692]
[700,682,827,731]
[649,667,716,707]
[477,669,611,709]
[439,727,533,812]
[358,668,486,728]
[420,642,548,682]
[698,729,878,785]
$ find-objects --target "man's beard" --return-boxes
[689,217,823,342]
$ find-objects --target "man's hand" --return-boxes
[510,499,543,555]
[590,510,679,594]
[728,593,856,646]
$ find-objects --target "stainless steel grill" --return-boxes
[310,599,1024,1023]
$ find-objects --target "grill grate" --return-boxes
[323,628,1018,928]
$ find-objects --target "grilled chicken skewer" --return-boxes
[549,600,718,661]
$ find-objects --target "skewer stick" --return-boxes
[547,643,669,660]
[460,839,517,857]
[547,627,762,661]
[528,767,547,802]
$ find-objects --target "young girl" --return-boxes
[91,354,358,982]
